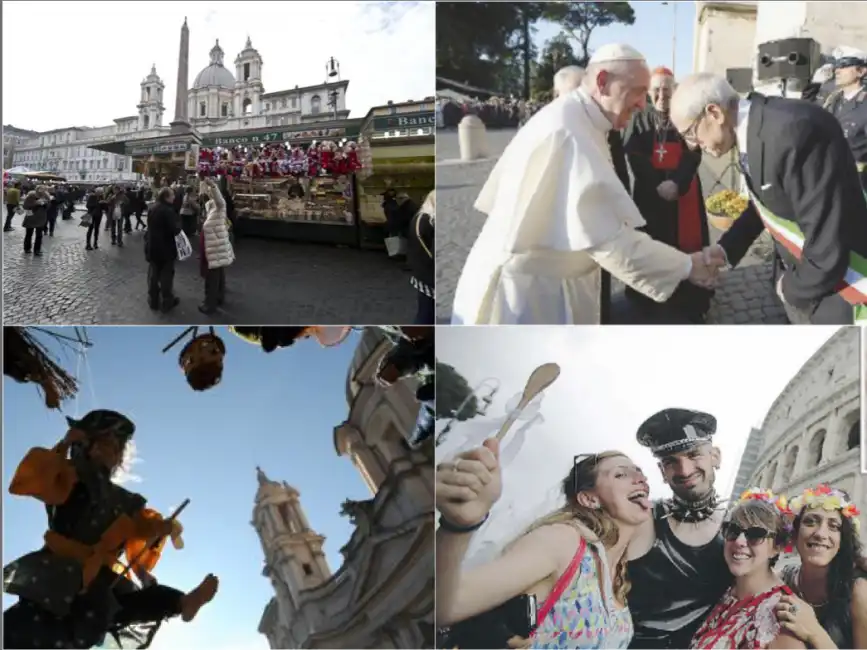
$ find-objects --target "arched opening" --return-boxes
[243,98,252,115]
[311,95,321,114]
[782,446,798,483]
[808,429,826,465]
[848,420,860,451]
[767,462,778,489]
[222,103,229,117]
[143,115,149,129]
[200,102,207,117]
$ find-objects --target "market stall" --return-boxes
[197,123,364,246]
[355,102,435,248]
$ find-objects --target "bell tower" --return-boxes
[234,36,265,118]
[138,64,165,130]
[252,467,331,612]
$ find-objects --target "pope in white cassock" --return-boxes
[451,44,720,325]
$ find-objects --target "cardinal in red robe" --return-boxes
[622,66,713,324]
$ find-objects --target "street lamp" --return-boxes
[661,1,678,76]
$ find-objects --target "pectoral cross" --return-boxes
[655,143,667,162]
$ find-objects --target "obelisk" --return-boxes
[170,17,192,134]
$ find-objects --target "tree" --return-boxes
[435,361,481,421]
[436,2,524,92]
[550,2,636,66]
[533,32,580,97]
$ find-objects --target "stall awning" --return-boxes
[89,133,201,156]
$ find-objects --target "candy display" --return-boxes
[232,174,355,226]
[197,140,361,180]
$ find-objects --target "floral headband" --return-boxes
[735,488,794,552]
[736,488,791,516]
[788,484,861,534]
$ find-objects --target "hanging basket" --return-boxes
[178,334,226,391]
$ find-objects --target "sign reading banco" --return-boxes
[371,112,436,131]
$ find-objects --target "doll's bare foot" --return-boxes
[180,573,219,622]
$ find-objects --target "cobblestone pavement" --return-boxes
[3,207,415,325]
[435,128,788,325]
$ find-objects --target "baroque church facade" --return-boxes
[8,35,348,183]
[254,329,434,649]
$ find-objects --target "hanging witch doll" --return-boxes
[3,410,219,650]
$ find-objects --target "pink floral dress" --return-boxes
[690,584,793,649]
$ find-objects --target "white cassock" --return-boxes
[451,87,693,325]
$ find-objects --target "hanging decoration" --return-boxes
[3,327,85,409]
[163,327,227,391]
[197,140,361,180]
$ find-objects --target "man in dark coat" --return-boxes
[145,187,182,312]
[622,67,712,324]
[672,73,867,324]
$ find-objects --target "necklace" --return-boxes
[654,113,671,163]
[661,490,720,523]
[795,567,829,607]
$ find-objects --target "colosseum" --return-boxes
[731,327,863,534]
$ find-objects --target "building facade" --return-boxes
[256,329,434,649]
[6,35,348,183]
[731,327,863,535]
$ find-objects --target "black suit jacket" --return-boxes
[719,93,867,310]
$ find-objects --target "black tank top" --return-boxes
[627,502,732,649]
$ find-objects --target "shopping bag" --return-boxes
[384,235,407,257]
[79,213,92,228]
[175,230,193,261]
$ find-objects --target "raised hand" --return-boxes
[774,593,822,645]
[436,438,502,527]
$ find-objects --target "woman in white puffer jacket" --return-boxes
[198,177,235,315]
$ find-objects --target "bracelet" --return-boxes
[439,513,489,534]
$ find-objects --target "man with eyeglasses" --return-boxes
[822,46,867,191]
[626,408,732,649]
[670,72,867,325]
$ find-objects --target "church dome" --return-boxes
[192,39,236,89]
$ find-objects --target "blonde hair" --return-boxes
[507,450,632,604]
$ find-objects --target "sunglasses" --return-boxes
[721,522,775,545]
[573,454,600,494]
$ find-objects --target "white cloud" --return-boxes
[1,1,434,132]
[436,326,848,562]
[113,438,143,485]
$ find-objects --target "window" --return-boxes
[243,98,252,116]
[847,421,859,451]
[282,98,287,108]
[146,87,151,100]
[222,103,228,117]
[291,96,297,108]
[310,95,321,114]
[200,102,207,117]
[244,63,250,81]
[808,430,826,465]
[265,102,270,111]
[143,115,150,129]
[302,563,313,577]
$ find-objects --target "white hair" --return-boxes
[672,72,740,121]
[581,59,647,91]
[420,189,435,220]
[553,65,585,97]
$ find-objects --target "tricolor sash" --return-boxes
[745,188,867,323]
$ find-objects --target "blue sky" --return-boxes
[535,1,696,77]
[2,327,371,650]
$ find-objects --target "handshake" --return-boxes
[688,244,728,289]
